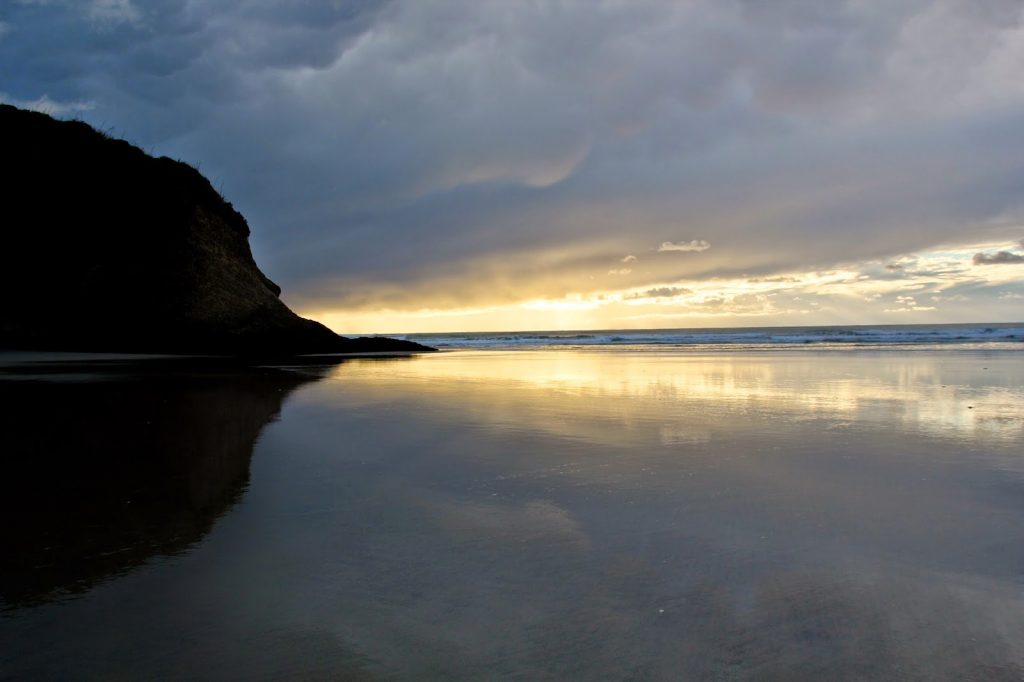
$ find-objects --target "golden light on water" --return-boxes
[321,350,1024,446]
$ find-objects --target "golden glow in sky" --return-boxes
[303,239,1024,334]
[10,0,1024,337]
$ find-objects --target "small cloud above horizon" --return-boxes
[658,240,711,253]
[627,286,692,300]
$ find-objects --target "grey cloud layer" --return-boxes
[3,0,1023,311]
[974,251,1024,265]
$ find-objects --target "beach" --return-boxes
[2,346,1024,679]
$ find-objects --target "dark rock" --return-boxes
[0,104,433,355]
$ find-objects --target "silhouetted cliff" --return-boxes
[0,104,430,355]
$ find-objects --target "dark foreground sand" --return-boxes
[2,349,1023,680]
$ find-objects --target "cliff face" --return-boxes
[0,104,429,355]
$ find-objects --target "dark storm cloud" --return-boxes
[1,0,389,139]
[2,0,1024,314]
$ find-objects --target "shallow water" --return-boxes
[2,350,1024,680]
[401,322,1024,350]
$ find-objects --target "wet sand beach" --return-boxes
[2,349,1023,679]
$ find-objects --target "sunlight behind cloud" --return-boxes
[306,239,1024,334]
[8,0,1024,334]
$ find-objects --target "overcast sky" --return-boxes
[3,0,1023,331]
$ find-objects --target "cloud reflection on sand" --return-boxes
[293,350,1024,677]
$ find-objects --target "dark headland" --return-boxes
[0,104,432,356]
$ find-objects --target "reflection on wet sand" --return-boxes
[2,350,1023,679]
[328,350,1024,443]
[0,358,329,609]
[292,350,1024,678]
[325,350,1024,450]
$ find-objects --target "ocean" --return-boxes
[400,321,1024,351]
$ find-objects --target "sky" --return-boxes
[2,0,1023,333]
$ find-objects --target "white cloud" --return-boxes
[658,240,711,253]
[621,255,637,263]
[884,306,937,313]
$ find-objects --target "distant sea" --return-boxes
[400,322,1024,351]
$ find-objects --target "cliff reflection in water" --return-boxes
[0,357,329,609]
